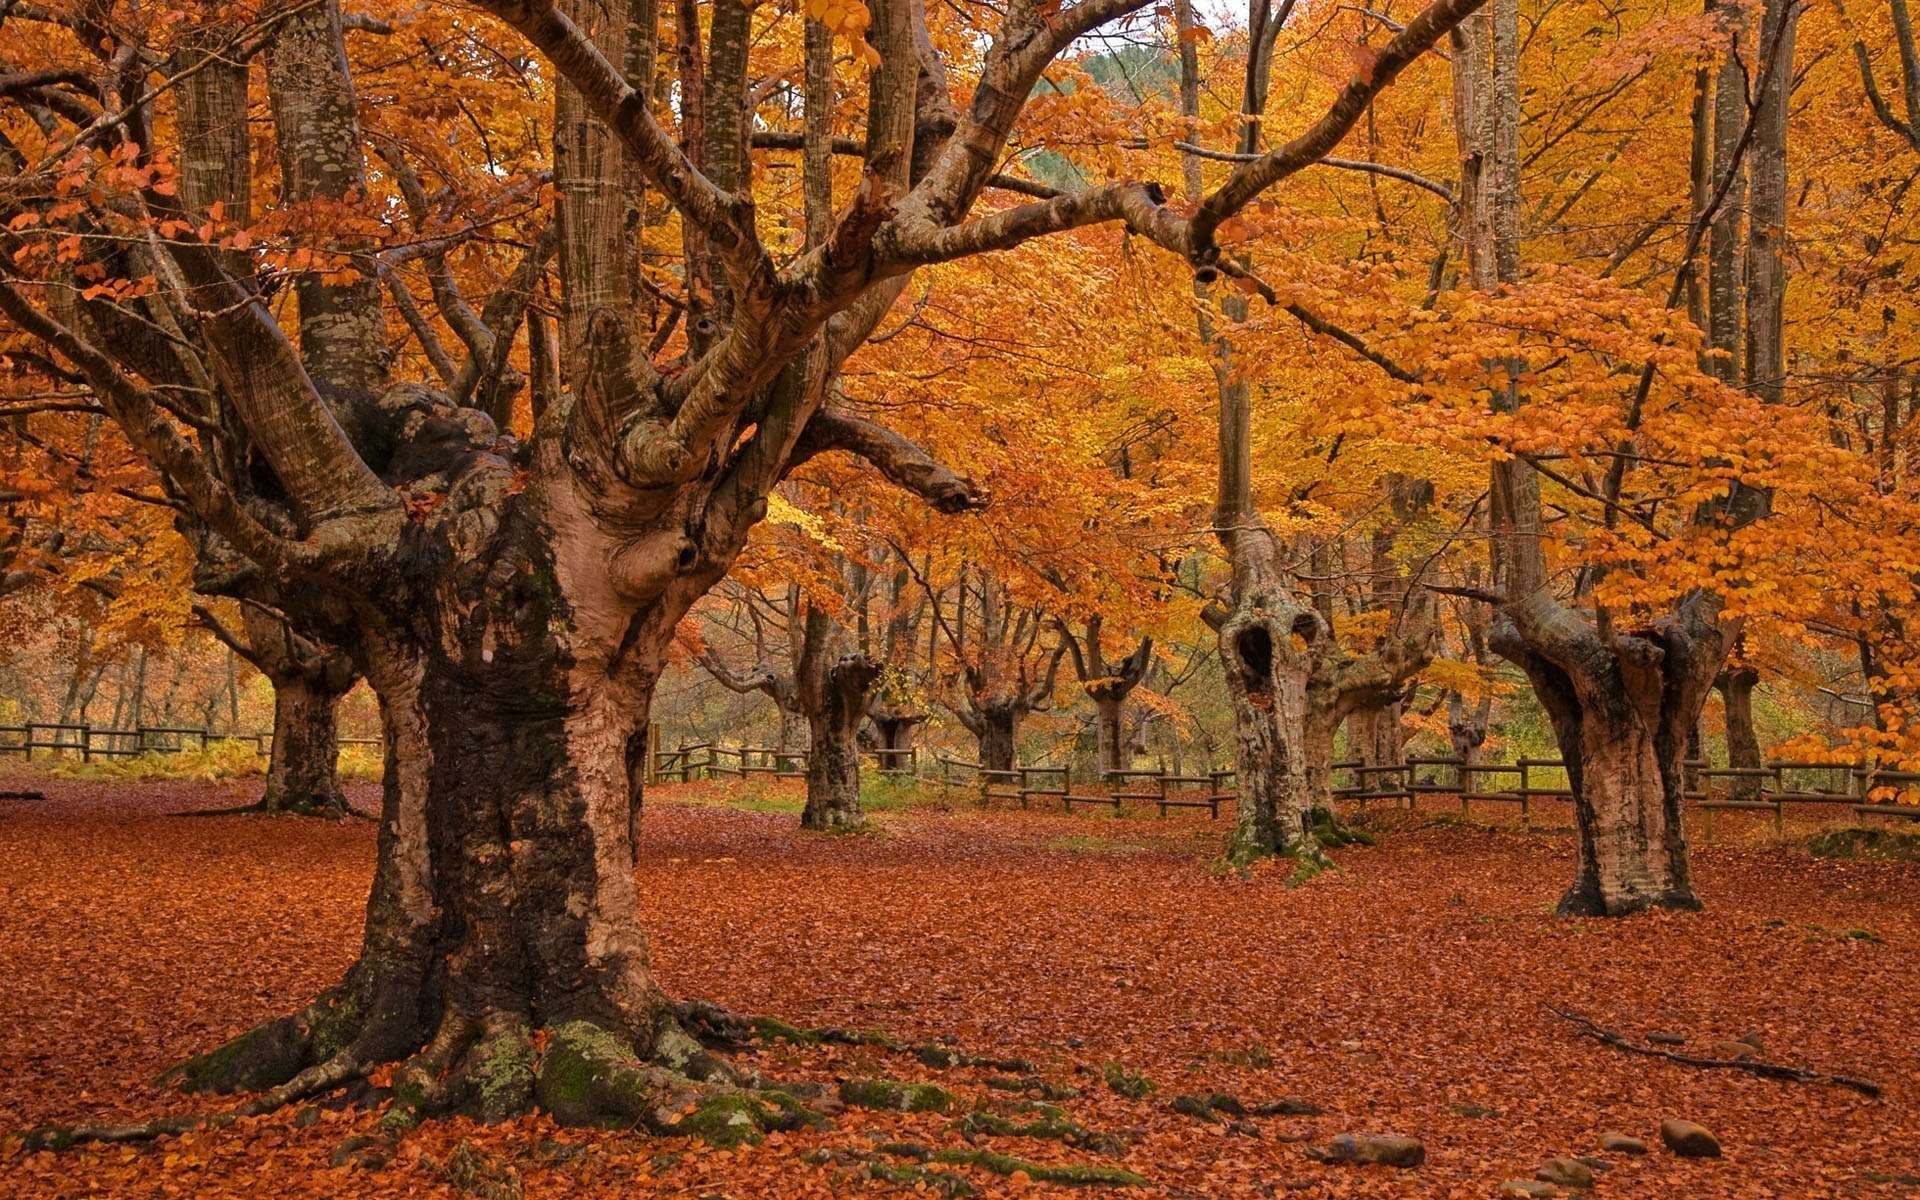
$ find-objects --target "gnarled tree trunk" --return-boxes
[798,607,880,830]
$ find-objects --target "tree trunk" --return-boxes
[1350,702,1405,767]
[1093,694,1126,776]
[1217,528,1325,867]
[262,673,350,815]
[869,710,921,772]
[1717,665,1763,800]
[775,704,806,770]
[1448,691,1490,766]
[1491,594,1716,915]
[1303,697,1337,813]
[168,497,734,1129]
[977,705,1017,774]
[799,607,880,830]
[803,658,879,830]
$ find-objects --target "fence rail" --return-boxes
[8,723,1916,836]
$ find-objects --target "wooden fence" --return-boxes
[0,722,378,762]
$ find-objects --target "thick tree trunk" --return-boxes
[803,657,879,830]
[1448,691,1490,765]
[1492,593,1715,916]
[1217,527,1325,868]
[1303,698,1337,813]
[1717,665,1763,800]
[775,704,807,770]
[799,607,881,830]
[977,705,1017,774]
[869,709,922,772]
[166,477,744,1131]
[1350,702,1405,767]
[262,673,350,816]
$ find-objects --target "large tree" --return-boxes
[1,0,1482,1140]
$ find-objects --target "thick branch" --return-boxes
[791,410,987,514]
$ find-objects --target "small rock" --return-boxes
[1599,1132,1647,1155]
[291,1105,322,1128]
[1451,1102,1498,1119]
[1535,1158,1594,1189]
[1709,1039,1756,1061]
[1500,1182,1558,1198]
[1647,1031,1686,1046]
[1309,1133,1425,1168]
[1736,1032,1767,1054]
[1661,1118,1722,1158]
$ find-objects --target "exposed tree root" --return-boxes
[23,1051,370,1150]
[1547,1006,1883,1097]
[169,798,374,820]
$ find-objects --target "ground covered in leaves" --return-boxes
[0,778,1915,1198]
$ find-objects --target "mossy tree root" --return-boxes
[24,1002,822,1153]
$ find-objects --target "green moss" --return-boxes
[983,1075,1078,1100]
[931,1148,1147,1188]
[1309,808,1375,849]
[916,1044,966,1069]
[164,1015,309,1094]
[839,1078,955,1113]
[442,1142,524,1200]
[1100,1063,1156,1099]
[1169,1093,1245,1122]
[536,1020,650,1127]
[868,1161,978,1197]
[751,1016,823,1045]
[469,1025,536,1122]
[675,1094,770,1148]
[952,1110,1124,1154]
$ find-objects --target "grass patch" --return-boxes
[1100,1063,1155,1099]
[859,772,927,812]
[45,740,267,782]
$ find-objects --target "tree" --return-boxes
[1058,615,1152,776]
[2,0,1483,1139]
[199,604,357,816]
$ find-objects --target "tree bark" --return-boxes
[1716,664,1763,799]
[798,607,880,830]
[977,705,1018,774]
[263,672,350,816]
[1093,694,1127,775]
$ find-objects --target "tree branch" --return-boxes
[792,410,988,514]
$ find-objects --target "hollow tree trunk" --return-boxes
[1217,527,1326,867]
[262,673,350,815]
[1716,665,1762,800]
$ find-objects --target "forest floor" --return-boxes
[0,776,1916,1198]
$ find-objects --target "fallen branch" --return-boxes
[1546,1005,1882,1098]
